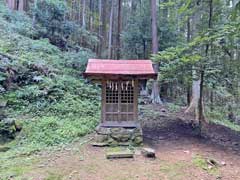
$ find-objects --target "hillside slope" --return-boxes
[0,1,100,178]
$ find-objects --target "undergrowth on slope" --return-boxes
[0,1,100,178]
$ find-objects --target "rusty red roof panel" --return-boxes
[84,59,156,76]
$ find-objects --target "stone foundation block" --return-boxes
[93,125,143,146]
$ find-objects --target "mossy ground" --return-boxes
[192,155,220,176]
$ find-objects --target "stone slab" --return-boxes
[91,142,108,147]
[106,151,134,159]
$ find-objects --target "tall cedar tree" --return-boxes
[151,0,162,104]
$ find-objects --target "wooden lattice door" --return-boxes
[104,80,137,123]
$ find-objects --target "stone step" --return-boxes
[91,142,108,147]
[106,150,134,159]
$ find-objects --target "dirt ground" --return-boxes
[21,105,240,180]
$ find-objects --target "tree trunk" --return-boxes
[78,0,81,23]
[116,0,122,59]
[6,0,13,10]
[89,0,93,31]
[98,0,102,32]
[143,39,146,59]
[186,17,191,106]
[185,9,201,117]
[198,69,205,130]
[131,0,137,14]
[99,0,107,58]
[187,85,191,106]
[150,0,162,104]
[14,0,19,10]
[82,0,86,28]
[198,0,213,125]
[210,85,214,111]
[6,0,27,11]
[32,0,38,28]
[98,0,102,57]
[18,0,26,11]
[185,70,200,117]
[108,0,114,59]
[151,0,158,54]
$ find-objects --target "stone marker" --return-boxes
[141,147,156,158]
[106,151,134,159]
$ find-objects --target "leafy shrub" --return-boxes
[19,113,99,147]
[47,95,99,116]
[0,121,16,140]
[167,103,181,113]
[0,1,100,179]
[64,49,95,72]
[9,84,100,147]
[0,0,100,153]
[3,10,37,38]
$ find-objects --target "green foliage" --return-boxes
[3,10,37,37]
[152,4,240,111]
[47,94,99,117]
[231,1,240,20]
[73,28,99,50]
[192,155,219,175]
[122,0,182,59]
[121,0,151,59]
[64,49,95,72]
[0,121,16,140]
[4,74,99,113]
[20,114,98,147]
[205,105,240,132]
[45,172,63,180]
[0,0,41,41]
[0,158,35,179]
[210,118,240,132]
[192,155,209,169]
[0,0,99,154]
[167,103,181,113]
[33,0,74,46]
[178,0,192,14]
[31,0,99,50]
[159,161,189,179]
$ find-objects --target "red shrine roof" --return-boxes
[84,59,157,80]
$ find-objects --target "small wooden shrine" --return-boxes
[84,59,157,146]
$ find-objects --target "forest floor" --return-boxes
[17,105,240,180]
